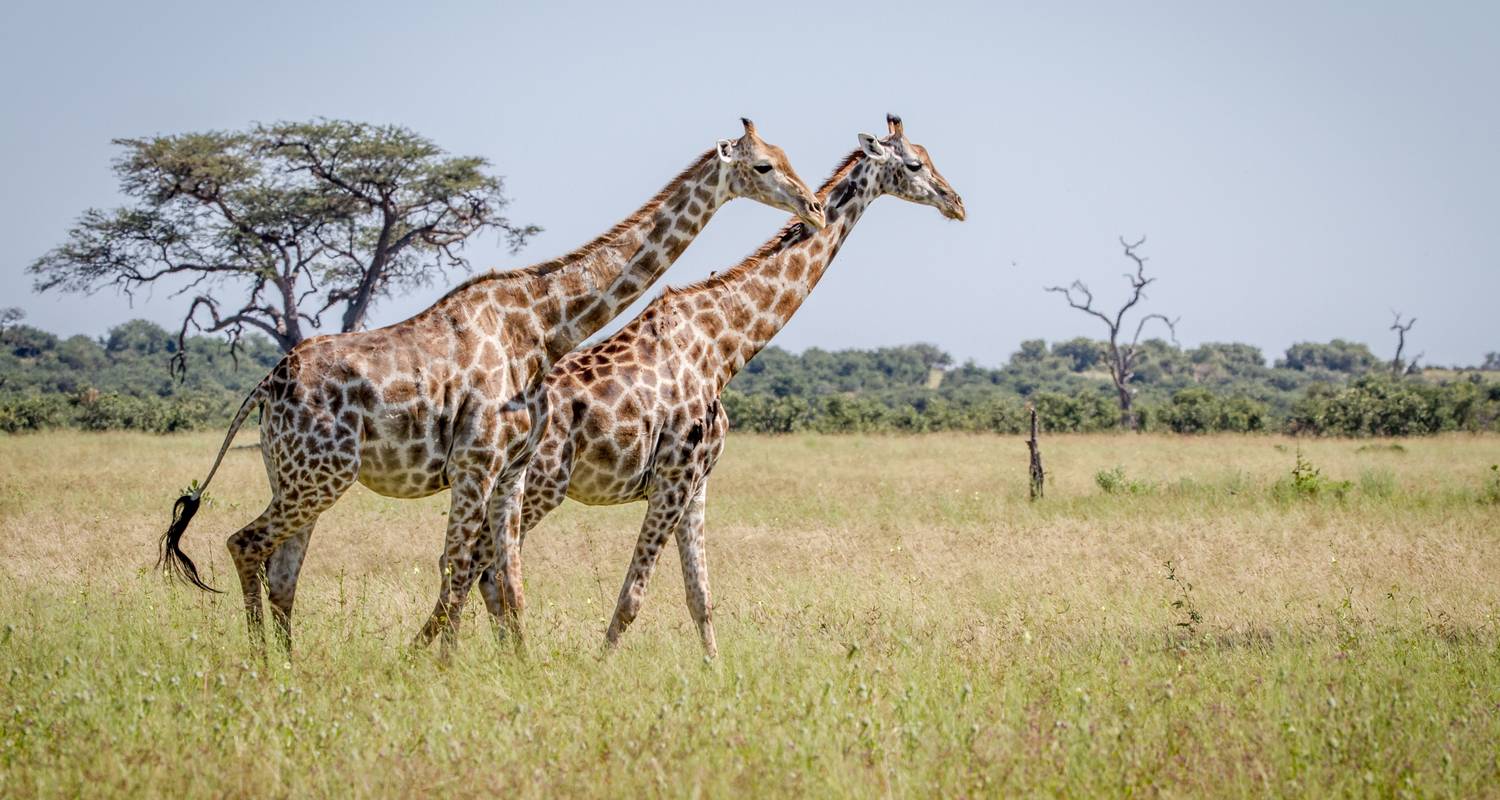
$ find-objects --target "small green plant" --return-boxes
[1095,465,1153,495]
[1290,452,1321,494]
[1164,559,1203,639]
[179,479,213,508]
[1275,451,1351,500]
[1482,465,1500,505]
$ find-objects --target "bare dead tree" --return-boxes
[1389,311,1421,376]
[1045,236,1180,430]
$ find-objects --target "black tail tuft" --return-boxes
[158,493,222,594]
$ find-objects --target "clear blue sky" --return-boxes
[2,0,1496,366]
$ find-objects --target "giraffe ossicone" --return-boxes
[157,120,824,658]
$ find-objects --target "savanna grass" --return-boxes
[2,431,1498,797]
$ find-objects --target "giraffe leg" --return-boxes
[227,509,276,654]
[480,473,562,645]
[413,470,498,657]
[674,481,717,659]
[604,476,695,650]
[228,430,356,657]
[477,561,506,644]
[227,500,333,657]
[265,525,314,656]
[488,476,528,652]
[478,482,525,649]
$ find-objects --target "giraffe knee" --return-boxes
[227,529,270,567]
[617,589,645,624]
[267,580,298,609]
[505,585,526,615]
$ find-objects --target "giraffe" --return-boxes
[478,115,964,656]
[157,119,825,657]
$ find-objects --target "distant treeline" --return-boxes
[725,340,1500,436]
[2,320,1497,436]
[0,320,278,433]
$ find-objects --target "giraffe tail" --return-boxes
[158,376,268,593]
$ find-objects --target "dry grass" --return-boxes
[1,431,1498,797]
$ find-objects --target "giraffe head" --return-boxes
[855,114,966,221]
[717,118,826,229]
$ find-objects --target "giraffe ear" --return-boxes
[716,139,736,163]
[857,133,889,161]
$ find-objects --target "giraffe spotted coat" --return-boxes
[481,116,965,656]
[160,120,825,657]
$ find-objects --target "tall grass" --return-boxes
[2,432,1498,797]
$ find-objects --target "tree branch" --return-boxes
[1044,281,1116,331]
[1132,313,1181,349]
[172,295,289,379]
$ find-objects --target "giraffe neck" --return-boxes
[436,150,728,363]
[686,153,882,393]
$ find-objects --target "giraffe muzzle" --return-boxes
[800,199,828,230]
[938,190,966,221]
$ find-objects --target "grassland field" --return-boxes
[1,431,1498,797]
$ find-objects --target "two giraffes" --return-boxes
[161,115,964,659]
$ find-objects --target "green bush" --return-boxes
[0,390,234,434]
[0,394,69,433]
[1095,465,1154,495]
[1156,388,1270,434]
[1287,375,1500,436]
[75,392,220,433]
[722,391,816,434]
[808,394,894,434]
[1031,391,1118,433]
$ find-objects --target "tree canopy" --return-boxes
[29,120,539,374]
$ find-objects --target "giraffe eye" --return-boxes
[753,163,773,174]
[904,161,923,172]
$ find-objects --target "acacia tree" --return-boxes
[30,120,538,375]
[1045,236,1179,430]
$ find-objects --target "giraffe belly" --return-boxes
[356,440,449,498]
[564,440,652,506]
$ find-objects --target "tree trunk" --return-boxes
[1109,343,1137,431]
[1117,383,1136,431]
[1027,405,1045,501]
[341,210,396,333]
[273,275,305,347]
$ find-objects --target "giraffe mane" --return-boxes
[434,148,719,301]
[658,149,867,300]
